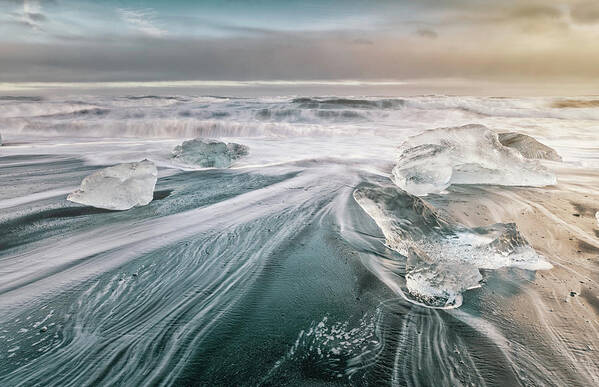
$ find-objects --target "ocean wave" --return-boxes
[2,94,599,144]
[256,107,367,122]
[402,96,599,120]
[0,96,44,102]
[551,99,599,108]
[0,102,108,119]
[124,95,187,101]
[32,108,112,120]
[9,119,353,138]
[292,97,406,109]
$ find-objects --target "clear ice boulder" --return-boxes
[172,138,249,168]
[67,159,158,211]
[391,124,557,195]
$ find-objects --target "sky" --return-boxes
[1,0,599,87]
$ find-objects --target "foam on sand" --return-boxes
[391,124,557,196]
[67,159,157,210]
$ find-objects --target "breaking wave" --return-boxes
[291,97,406,109]
[11,118,356,138]
[551,99,599,108]
[2,95,599,142]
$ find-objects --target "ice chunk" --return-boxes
[353,182,551,308]
[405,254,482,308]
[172,138,249,168]
[498,132,562,161]
[67,160,157,210]
[225,142,250,159]
[391,124,557,195]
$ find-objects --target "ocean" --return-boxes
[1,94,598,386]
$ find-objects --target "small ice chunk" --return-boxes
[226,142,250,159]
[596,211,599,228]
[406,258,482,308]
[392,124,556,195]
[498,132,562,161]
[172,138,249,168]
[67,159,157,210]
[0,132,3,146]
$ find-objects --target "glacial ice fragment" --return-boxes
[172,138,249,168]
[67,160,157,210]
[225,142,250,160]
[391,124,557,195]
[353,182,551,308]
[405,255,482,308]
[498,132,562,161]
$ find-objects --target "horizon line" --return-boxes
[0,79,411,91]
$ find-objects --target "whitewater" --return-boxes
[1,94,598,386]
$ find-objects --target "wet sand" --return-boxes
[427,162,599,385]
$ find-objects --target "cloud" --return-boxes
[430,3,563,28]
[351,38,374,45]
[118,8,167,37]
[415,29,437,39]
[509,5,562,19]
[1,0,55,3]
[26,11,45,22]
[6,0,47,30]
[0,0,596,86]
[2,28,599,84]
[570,1,599,23]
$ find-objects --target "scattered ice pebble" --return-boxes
[498,132,562,161]
[67,159,157,210]
[391,124,557,196]
[172,138,249,168]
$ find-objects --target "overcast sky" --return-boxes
[1,0,599,84]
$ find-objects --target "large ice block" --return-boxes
[392,124,556,195]
[67,160,157,210]
[172,138,249,168]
